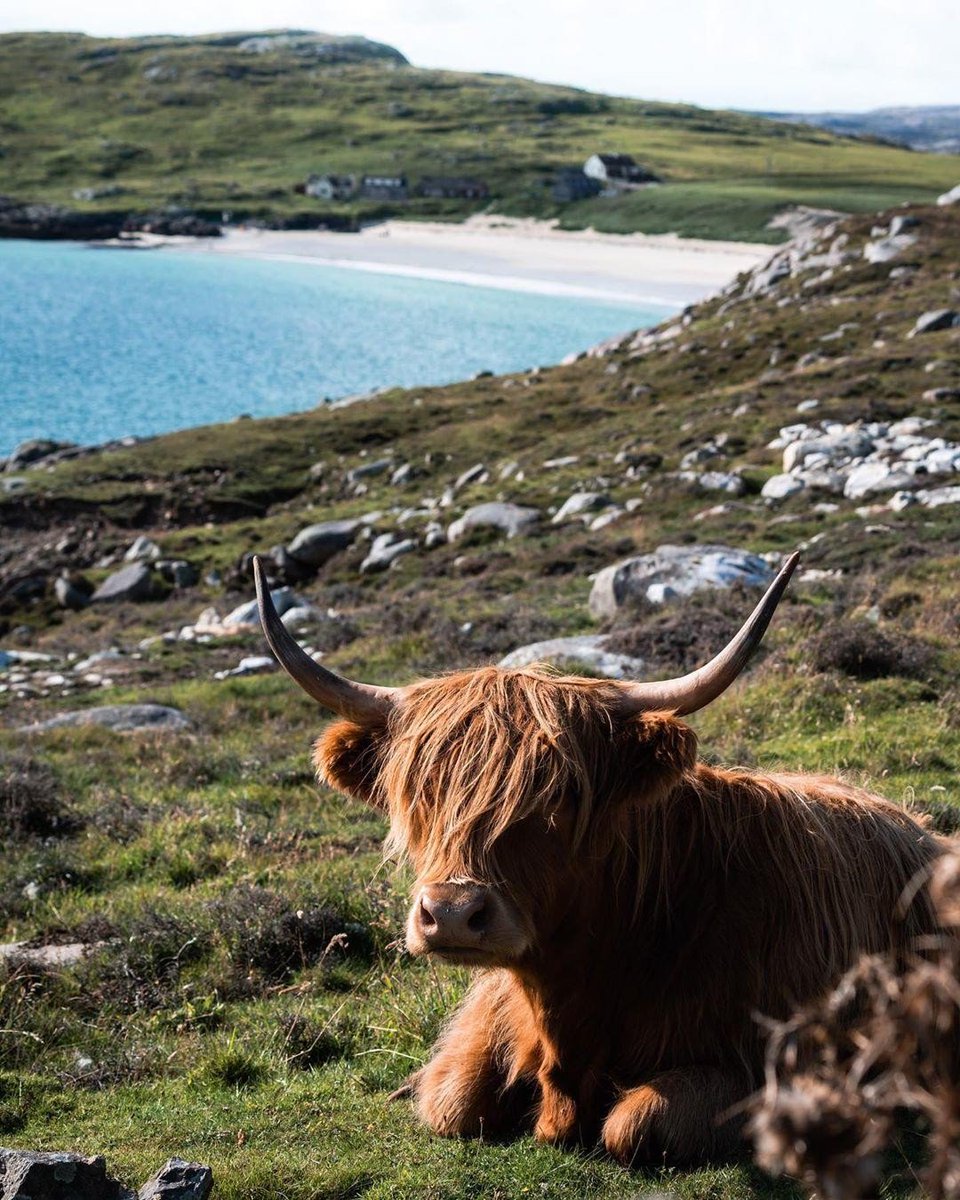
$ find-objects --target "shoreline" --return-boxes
[148,216,775,309]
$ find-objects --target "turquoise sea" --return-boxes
[0,239,670,456]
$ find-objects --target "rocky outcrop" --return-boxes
[19,704,191,733]
[0,1149,213,1200]
[91,563,154,604]
[499,635,645,680]
[286,519,362,568]
[589,544,775,618]
[447,502,541,542]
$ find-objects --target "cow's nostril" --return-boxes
[467,905,488,933]
[419,898,437,930]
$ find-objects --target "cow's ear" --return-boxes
[314,720,387,809]
[615,711,697,805]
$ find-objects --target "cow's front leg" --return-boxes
[602,1067,748,1166]
[412,973,536,1139]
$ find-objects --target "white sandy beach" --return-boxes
[161,215,774,309]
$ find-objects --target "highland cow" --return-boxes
[254,553,941,1165]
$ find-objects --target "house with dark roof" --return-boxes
[583,153,660,186]
[360,174,409,201]
[417,177,489,200]
[302,173,357,201]
[551,167,602,203]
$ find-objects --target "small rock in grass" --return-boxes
[19,704,191,733]
[138,1157,213,1200]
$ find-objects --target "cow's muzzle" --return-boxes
[405,881,527,963]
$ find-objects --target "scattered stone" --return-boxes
[0,942,95,967]
[0,1148,127,1200]
[762,474,806,501]
[19,704,191,733]
[589,544,776,619]
[589,508,624,531]
[424,522,446,549]
[54,575,90,610]
[214,656,275,680]
[542,455,579,470]
[123,536,161,562]
[499,635,645,680]
[447,502,540,542]
[223,587,302,628]
[287,519,362,567]
[889,490,918,512]
[936,183,960,206]
[360,533,416,573]
[279,605,323,629]
[4,439,77,472]
[138,1157,213,1200]
[796,398,820,413]
[923,388,960,403]
[680,444,720,469]
[863,233,917,264]
[346,457,392,484]
[308,461,326,481]
[454,463,489,491]
[698,471,744,495]
[843,462,918,500]
[908,309,959,337]
[551,492,612,524]
[157,560,198,588]
[90,563,154,604]
[919,485,960,508]
[390,463,415,486]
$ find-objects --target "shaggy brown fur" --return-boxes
[315,666,942,1165]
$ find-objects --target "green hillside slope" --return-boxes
[0,29,957,240]
[0,202,958,1196]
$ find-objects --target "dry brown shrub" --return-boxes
[748,849,960,1199]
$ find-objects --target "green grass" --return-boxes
[1,202,960,1196]
[0,31,957,241]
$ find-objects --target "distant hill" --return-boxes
[0,30,957,241]
[756,105,960,155]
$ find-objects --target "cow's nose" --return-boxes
[415,883,491,948]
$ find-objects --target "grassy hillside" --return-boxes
[0,30,958,241]
[0,202,959,1198]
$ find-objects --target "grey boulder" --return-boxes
[499,635,645,680]
[287,519,362,568]
[360,533,416,573]
[91,563,154,604]
[551,492,612,524]
[138,1158,213,1200]
[20,704,191,734]
[223,587,302,628]
[589,544,776,619]
[0,1148,128,1200]
[908,309,959,337]
[447,502,540,542]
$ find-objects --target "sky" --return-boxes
[1,0,957,112]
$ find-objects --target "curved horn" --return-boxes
[618,552,800,716]
[254,556,398,724]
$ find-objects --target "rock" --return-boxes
[0,651,13,669]
[796,398,820,413]
[908,309,959,337]
[157,560,199,588]
[4,438,77,471]
[346,457,392,484]
[0,941,95,967]
[589,544,776,619]
[360,533,416,573]
[542,455,579,470]
[919,485,960,508]
[762,474,806,501]
[91,563,154,604]
[782,429,872,472]
[123,536,161,562]
[936,184,960,206]
[551,492,612,524]
[223,586,302,627]
[889,215,920,236]
[679,444,720,469]
[863,234,917,263]
[698,471,745,495]
[923,388,960,403]
[287,519,362,568]
[279,605,323,629]
[843,462,918,500]
[138,1157,213,1200]
[454,463,489,491]
[54,575,90,610]
[424,522,446,549]
[589,508,624,531]
[214,656,275,680]
[888,490,918,512]
[390,463,415,486]
[308,461,326,481]
[19,704,191,734]
[0,1148,127,1200]
[499,635,645,680]
[747,255,790,295]
[447,502,540,542]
